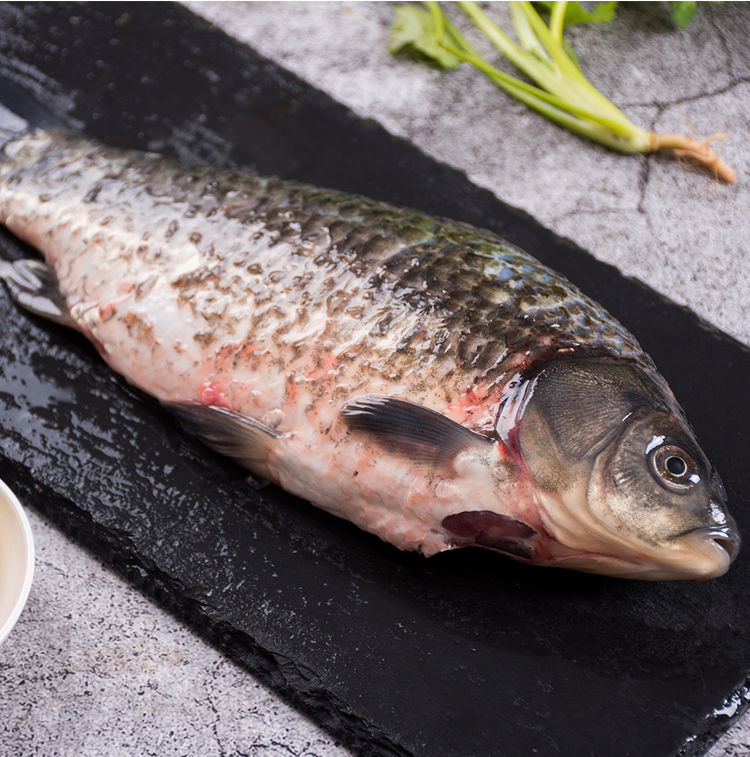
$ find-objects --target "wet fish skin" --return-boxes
[0,130,738,578]
[0,132,649,406]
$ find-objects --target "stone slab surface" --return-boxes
[1,2,749,756]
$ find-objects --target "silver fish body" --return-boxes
[0,131,739,579]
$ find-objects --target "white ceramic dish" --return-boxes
[0,478,34,645]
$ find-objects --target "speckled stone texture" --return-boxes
[1,2,749,756]
[0,510,350,757]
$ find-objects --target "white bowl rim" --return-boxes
[0,478,35,645]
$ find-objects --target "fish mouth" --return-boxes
[536,488,741,580]
[548,526,740,581]
[671,525,740,580]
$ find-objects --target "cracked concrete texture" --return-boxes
[3,3,749,757]
[0,510,349,757]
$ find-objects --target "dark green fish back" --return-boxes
[0,131,656,421]
[134,140,653,378]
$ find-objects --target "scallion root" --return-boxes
[649,132,736,184]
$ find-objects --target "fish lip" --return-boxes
[537,488,741,580]
[547,528,738,580]
[682,525,741,564]
[662,525,739,581]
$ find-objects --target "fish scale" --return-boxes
[0,132,647,404]
[0,129,737,577]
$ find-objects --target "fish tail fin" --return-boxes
[0,76,71,148]
[0,258,78,329]
[0,78,76,310]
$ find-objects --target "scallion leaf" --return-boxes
[670,1,698,29]
[389,1,735,182]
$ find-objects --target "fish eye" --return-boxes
[666,455,686,475]
[649,443,700,492]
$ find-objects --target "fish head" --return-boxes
[515,358,739,580]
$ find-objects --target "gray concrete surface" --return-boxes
[0,509,351,757]
[2,2,749,755]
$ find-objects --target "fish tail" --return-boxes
[0,78,77,323]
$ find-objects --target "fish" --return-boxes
[0,129,740,580]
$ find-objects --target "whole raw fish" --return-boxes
[0,130,739,579]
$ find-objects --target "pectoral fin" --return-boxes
[340,395,491,467]
[0,258,77,328]
[166,402,279,471]
[442,511,537,558]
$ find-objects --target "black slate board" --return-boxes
[0,3,748,756]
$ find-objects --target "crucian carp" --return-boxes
[0,130,739,580]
